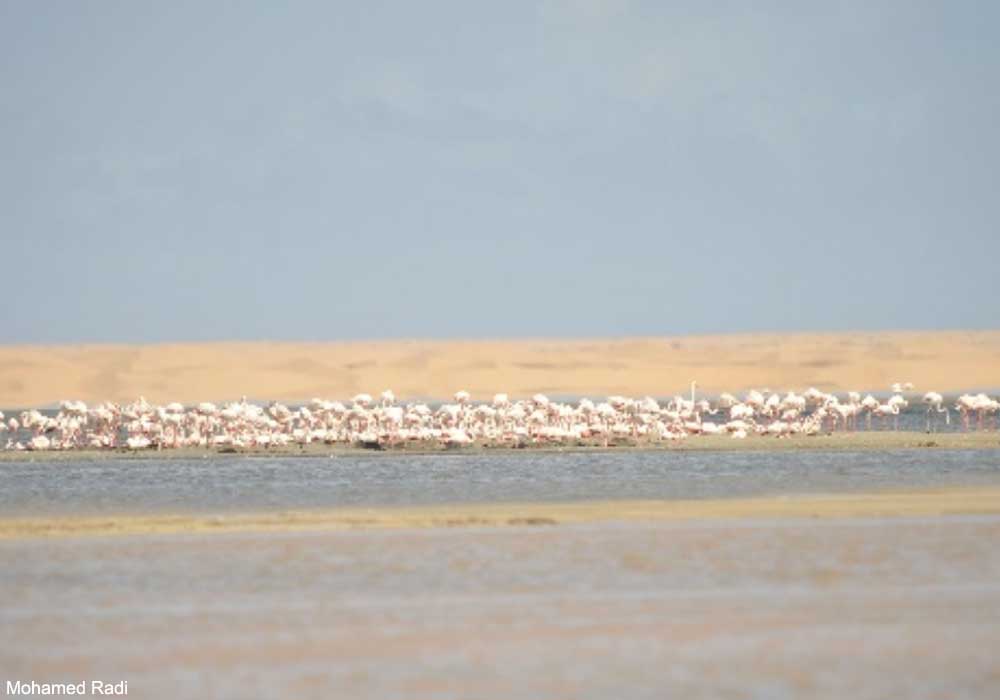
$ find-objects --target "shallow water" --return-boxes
[3,516,1000,699]
[1,448,999,517]
[4,449,1000,698]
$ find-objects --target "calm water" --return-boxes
[1,449,1000,516]
[3,517,999,699]
[4,449,1000,699]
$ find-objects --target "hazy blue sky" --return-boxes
[2,0,997,343]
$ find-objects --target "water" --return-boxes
[4,449,1000,698]
[2,448,1000,517]
[3,517,1000,699]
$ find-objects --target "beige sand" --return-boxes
[2,330,999,407]
[3,487,999,539]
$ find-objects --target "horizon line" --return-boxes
[2,328,999,349]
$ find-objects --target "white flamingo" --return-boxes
[922,392,950,431]
[3,382,997,453]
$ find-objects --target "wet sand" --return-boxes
[3,330,1000,407]
[3,487,1000,539]
[2,430,998,463]
[3,513,999,699]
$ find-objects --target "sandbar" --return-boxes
[3,486,999,539]
[1,430,997,462]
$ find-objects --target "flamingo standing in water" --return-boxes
[860,395,879,430]
[873,402,900,430]
[922,392,950,431]
[887,394,908,431]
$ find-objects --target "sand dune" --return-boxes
[1,331,999,407]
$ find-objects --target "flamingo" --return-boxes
[922,392,950,431]
[955,394,977,430]
[872,402,900,430]
[2,383,996,453]
[860,395,879,430]
[28,435,52,451]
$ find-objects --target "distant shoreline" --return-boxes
[3,486,999,539]
[2,330,999,407]
[1,431,997,462]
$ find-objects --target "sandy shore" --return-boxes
[2,330,999,407]
[2,430,997,462]
[3,487,999,539]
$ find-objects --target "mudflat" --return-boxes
[2,330,999,407]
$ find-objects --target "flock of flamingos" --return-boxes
[2,383,999,452]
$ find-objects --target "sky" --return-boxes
[1,0,998,343]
